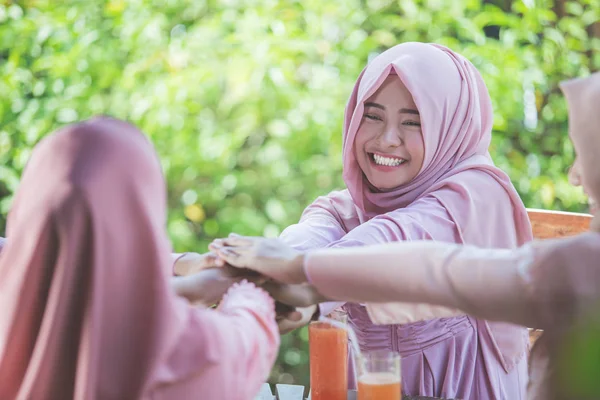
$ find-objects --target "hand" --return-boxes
[173,252,224,276]
[262,282,329,308]
[277,305,317,335]
[263,283,328,334]
[275,301,303,324]
[171,265,263,306]
[209,234,307,284]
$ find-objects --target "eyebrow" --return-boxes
[364,102,420,115]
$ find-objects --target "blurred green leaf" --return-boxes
[1,0,599,386]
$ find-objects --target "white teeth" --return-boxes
[373,154,405,167]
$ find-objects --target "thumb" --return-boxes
[286,310,303,322]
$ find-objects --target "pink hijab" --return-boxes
[0,118,211,398]
[284,43,534,373]
[342,42,531,247]
[521,72,600,399]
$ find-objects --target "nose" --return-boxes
[378,124,403,148]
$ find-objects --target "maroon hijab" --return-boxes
[0,118,203,399]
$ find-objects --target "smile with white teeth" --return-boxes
[372,153,406,167]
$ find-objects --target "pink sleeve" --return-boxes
[213,281,280,395]
[153,281,279,399]
[279,191,352,316]
[528,232,600,329]
[306,241,540,328]
[287,195,456,318]
[325,195,458,249]
[279,191,352,251]
[315,197,459,319]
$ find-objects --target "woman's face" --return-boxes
[354,76,425,191]
[569,151,599,215]
[561,74,600,216]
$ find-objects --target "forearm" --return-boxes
[212,282,279,396]
[170,269,245,306]
[160,283,279,399]
[305,241,539,327]
[170,275,199,302]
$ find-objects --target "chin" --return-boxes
[368,177,407,191]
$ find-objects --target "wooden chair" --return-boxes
[526,208,593,345]
[261,209,594,398]
[528,208,593,239]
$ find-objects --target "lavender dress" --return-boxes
[345,305,528,399]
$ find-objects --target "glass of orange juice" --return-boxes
[356,350,401,400]
[309,309,348,400]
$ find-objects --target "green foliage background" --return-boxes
[1,0,598,386]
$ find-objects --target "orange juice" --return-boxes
[357,372,401,400]
[309,321,348,400]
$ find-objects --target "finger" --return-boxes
[287,310,303,322]
[221,236,254,247]
[209,239,225,248]
[277,319,304,335]
[214,248,249,268]
[221,245,253,254]
[222,266,264,279]
[275,301,295,315]
[251,275,269,285]
[215,258,225,267]
[208,246,227,264]
[203,253,224,268]
[228,233,241,237]
[275,311,302,322]
[262,282,313,307]
[217,246,255,262]
[277,313,311,334]
[218,247,256,268]
[208,242,223,252]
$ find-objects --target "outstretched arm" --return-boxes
[153,281,279,399]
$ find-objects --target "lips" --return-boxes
[368,152,407,167]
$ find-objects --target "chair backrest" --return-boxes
[526,208,593,346]
[527,208,593,239]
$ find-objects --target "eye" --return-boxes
[403,121,421,127]
[365,113,383,121]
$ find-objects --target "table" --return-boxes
[255,383,458,400]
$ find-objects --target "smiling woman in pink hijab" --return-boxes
[213,42,533,399]
[0,117,279,399]
[215,72,600,400]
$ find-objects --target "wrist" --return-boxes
[171,276,194,301]
[173,252,192,276]
[289,253,308,284]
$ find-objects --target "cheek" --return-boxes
[354,126,372,151]
[405,133,425,163]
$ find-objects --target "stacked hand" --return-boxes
[173,252,223,276]
[209,234,307,284]
[171,248,322,332]
[209,234,332,333]
[170,263,263,306]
